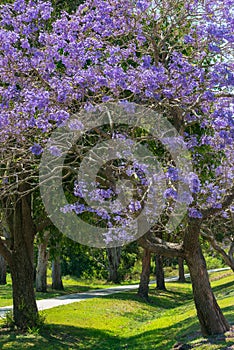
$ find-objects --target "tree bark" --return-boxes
[178,257,186,282]
[36,231,50,292]
[0,254,6,285]
[137,248,151,300]
[106,247,121,283]
[8,193,38,329]
[229,241,234,271]
[155,255,166,290]
[52,256,64,290]
[184,219,230,336]
[11,250,38,330]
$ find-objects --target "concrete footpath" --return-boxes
[0,267,230,318]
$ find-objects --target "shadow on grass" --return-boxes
[212,280,234,294]
[3,315,232,350]
[0,311,233,350]
[101,287,193,310]
[0,316,198,350]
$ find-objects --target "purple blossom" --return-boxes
[184,34,195,44]
[95,208,110,220]
[164,188,178,200]
[48,145,61,156]
[188,208,203,219]
[73,203,86,214]
[188,173,201,194]
[128,200,142,212]
[30,143,43,155]
[68,119,84,131]
[208,43,221,53]
[178,191,193,205]
[74,181,87,198]
[166,167,179,181]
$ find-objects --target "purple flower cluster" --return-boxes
[188,208,203,219]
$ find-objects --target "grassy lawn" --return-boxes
[0,274,124,308]
[0,270,233,349]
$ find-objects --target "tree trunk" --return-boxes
[137,248,151,300]
[178,257,186,282]
[9,193,38,329]
[155,255,166,290]
[52,256,64,290]
[184,219,230,336]
[0,254,6,285]
[11,251,38,329]
[106,247,121,283]
[229,241,234,271]
[36,232,49,292]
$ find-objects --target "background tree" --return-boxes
[0,254,6,285]
[137,248,151,300]
[36,230,50,292]
[178,257,186,283]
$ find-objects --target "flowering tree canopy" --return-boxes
[1,0,233,225]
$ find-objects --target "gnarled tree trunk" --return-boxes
[178,257,186,282]
[155,255,166,290]
[0,254,6,285]
[36,231,50,292]
[8,193,38,329]
[184,219,230,336]
[138,248,151,300]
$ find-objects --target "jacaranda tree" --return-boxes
[0,0,233,334]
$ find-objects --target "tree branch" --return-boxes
[138,232,185,258]
[201,231,234,272]
[201,189,234,220]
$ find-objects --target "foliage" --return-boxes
[60,238,140,281]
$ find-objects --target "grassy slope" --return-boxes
[0,270,233,349]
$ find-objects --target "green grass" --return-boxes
[0,274,125,308]
[0,270,233,349]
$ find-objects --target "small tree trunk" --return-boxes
[0,254,6,285]
[185,219,230,336]
[52,256,64,290]
[36,232,49,292]
[155,255,166,290]
[137,248,151,300]
[106,247,121,283]
[178,257,186,282]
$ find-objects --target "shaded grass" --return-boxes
[0,270,233,349]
